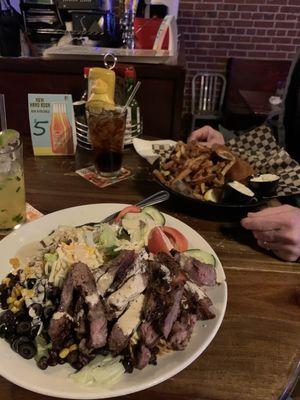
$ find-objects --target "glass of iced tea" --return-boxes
[0,133,26,230]
[88,107,126,177]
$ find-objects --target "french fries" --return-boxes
[153,140,238,201]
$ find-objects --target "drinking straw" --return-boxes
[124,81,141,111]
[0,94,7,131]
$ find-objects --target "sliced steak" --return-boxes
[135,343,151,370]
[109,294,145,354]
[155,252,187,288]
[161,286,184,339]
[140,321,160,348]
[184,281,215,320]
[48,311,72,348]
[73,296,86,338]
[155,252,181,276]
[143,261,172,323]
[180,256,216,286]
[49,262,107,349]
[168,312,197,350]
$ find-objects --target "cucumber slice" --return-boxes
[141,206,165,226]
[122,212,156,246]
[184,249,216,267]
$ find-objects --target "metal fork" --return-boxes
[100,190,170,224]
[278,360,300,400]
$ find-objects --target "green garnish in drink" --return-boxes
[0,129,20,147]
[12,214,24,223]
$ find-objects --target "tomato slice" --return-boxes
[147,227,174,255]
[161,226,188,252]
[115,205,141,222]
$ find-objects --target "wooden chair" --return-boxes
[191,72,226,132]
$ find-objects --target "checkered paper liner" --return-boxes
[152,125,300,198]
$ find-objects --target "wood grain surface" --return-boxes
[1,136,300,400]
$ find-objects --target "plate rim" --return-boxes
[0,203,227,399]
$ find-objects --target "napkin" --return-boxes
[133,138,176,165]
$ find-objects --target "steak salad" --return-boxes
[0,206,219,385]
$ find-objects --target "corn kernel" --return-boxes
[69,344,78,352]
[59,348,70,359]
[7,296,15,304]
[10,306,18,314]
[13,299,23,308]
[9,258,20,269]
[2,277,10,286]
[14,286,22,297]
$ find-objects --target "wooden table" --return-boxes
[1,136,300,400]
[239,90,274,116]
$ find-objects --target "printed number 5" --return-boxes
[33,121,47,136]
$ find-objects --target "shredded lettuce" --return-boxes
[97,224,118,249]
[44,252,58,263]
[70,355,124,386]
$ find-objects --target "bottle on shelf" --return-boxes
[81,67,90,102]
[124,66,142,144]
[73,67,90,125]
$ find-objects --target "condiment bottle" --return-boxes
[86,79,115,112]
[88,67,116,106]
[81,67,90,101]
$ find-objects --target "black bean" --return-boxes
[0,324,6,338]
[47,356,58,367]
[0,284,9,308]
[122,357,134,374]
[26,279,36,290]
[66,350,79,364]
[16,321,32,336]
[43,305,56,321]
[37,356,48,370]
[15,310,30,322]
[18,342,36,359]
[0,310,17,326]
[71,361,83,370]
[15,336,30,348]
[46,286,61,306]
[7,273,19,287]
[57,357,66,365]
[63,338,75,348]
[29,303,43,318]
[47,350,58,366]
[10,336,20,352]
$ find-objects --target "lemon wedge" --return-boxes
[204,188,223,203]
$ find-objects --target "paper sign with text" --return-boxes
[28,94,76,156]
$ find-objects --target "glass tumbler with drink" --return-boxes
[0,129,26,230]
[88,106,126,177]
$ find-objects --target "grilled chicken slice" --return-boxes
[107,273,148,312]
[109,294,145,353]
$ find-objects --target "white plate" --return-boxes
[0,204,227,399]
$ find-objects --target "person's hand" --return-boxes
[241,205,300,262]
[188,125,225,146]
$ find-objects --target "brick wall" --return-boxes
[177,0,300,113]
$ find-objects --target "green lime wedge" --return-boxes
[0,129,20,147]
